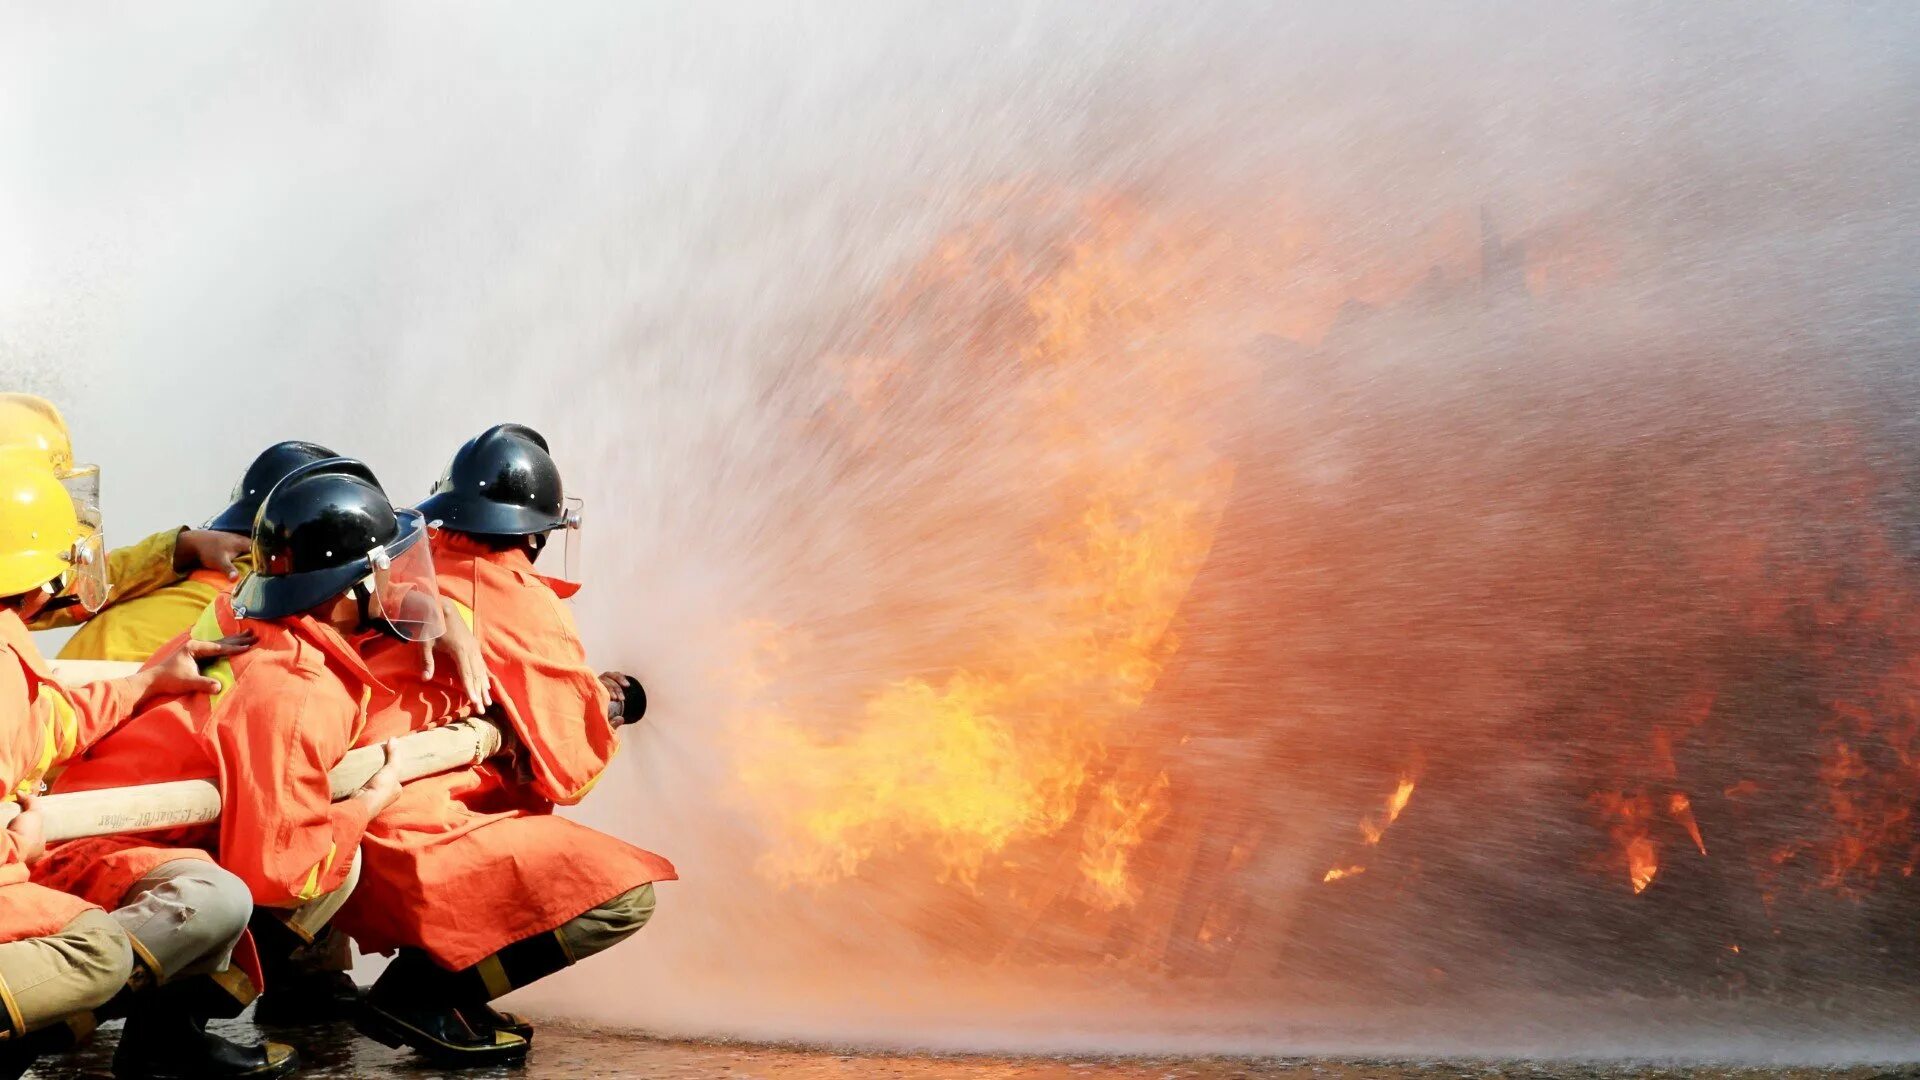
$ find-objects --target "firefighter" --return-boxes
[58,440,337,663]
[0,393,253,637]
[0,452,257,1079]
[341,424,673,1067]
[34,458,436,1079]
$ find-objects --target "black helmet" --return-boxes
[233,457,407,620]
[206,440,338,534]
[416,424,569,536]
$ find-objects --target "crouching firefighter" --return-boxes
[0,452,254,1079]
[35,458,438,1078]
[339,423,674,1067]
[58,440,338,664]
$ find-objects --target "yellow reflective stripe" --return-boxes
[200,658,234,710]
[294,842,338,902]
[189,602,235,708]
[562,741,618,804]
[189,600,224,642]
[20,716,56,796]
[47,688,78,761]
[448,599,475,630]
[0,965,24,1039]
[475,955,513,1000]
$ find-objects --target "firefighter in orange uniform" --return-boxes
[0,453,256,1080]
[36,458,437,1078]
[342,424,673,1067]
[0,394,254,640]
[58,441,338,664]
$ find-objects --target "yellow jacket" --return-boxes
[56,556,249,663]
[27,528,204,661]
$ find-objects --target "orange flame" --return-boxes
[1668,792,1708,856]
[733,203,1235,903]
[1596,791,1660,894]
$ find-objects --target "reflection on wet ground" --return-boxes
[24,1021,1920,1080]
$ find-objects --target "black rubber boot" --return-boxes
[249,914,361,1027]
[253,970,363,1027]
[0,1043,35,1080]
[355,949,528,1067]
[458,1002,533,1042]
[0,1015,93,1080]
[112,991,298,1080]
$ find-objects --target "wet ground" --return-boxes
[26,1021,1920,1080]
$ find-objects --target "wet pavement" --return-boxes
[24,1021,1920,1080]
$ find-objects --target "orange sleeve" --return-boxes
[0,656,35,883]
[209,668,372,907]
[485,585,618,805]
[44,676,147,762]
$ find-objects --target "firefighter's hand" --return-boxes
[173,529,249,579]
[352,740,405,814]
[422,598,490,714]
[141,633,257,701]
[599,672,644,726]
[8,796,46,865]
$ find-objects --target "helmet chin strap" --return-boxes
[349,578,404,640]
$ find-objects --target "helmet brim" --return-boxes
[416,490,565,536]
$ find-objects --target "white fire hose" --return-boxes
[0,660,504,842]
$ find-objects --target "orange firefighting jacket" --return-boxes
[36,597,383,910]
[0,609,144,943]
[334,532,674,969]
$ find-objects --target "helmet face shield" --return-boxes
[361,510,445,642]
[64,530,110,613]
[60,464,102,531]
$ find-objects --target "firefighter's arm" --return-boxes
[491,594,618,806]
[40,678,144,763]
[27,529,186,631]
[52,634,253,757]
[212,679,377,908]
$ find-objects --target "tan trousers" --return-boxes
[557,883,656,962]
[0,910,133,1036]
[114,860,252,983]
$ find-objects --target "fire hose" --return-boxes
[0,717,504,842]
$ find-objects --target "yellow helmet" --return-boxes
[0,394,100,529]
[0,451,109,610]
[0,394,74,473]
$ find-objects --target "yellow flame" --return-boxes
[1628,838,1659,894]
[1081,771,1172,910]
[735,208,1233,901]
[1323,865,1367,883]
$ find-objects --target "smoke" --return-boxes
[5,0,1920,1063]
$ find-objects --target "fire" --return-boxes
[1595,791,1661,894]
[720,191,1920,982]
[1081,771,1172,910]
[733,200,1235,904]
[1324,773,1418,882]
[1358,776,1415,845]
[1668,792,1707,856]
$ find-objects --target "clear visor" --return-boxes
[361,511,445,642]
[555,496,583,584]
[62,531,111,613]
[60,464,102,530]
